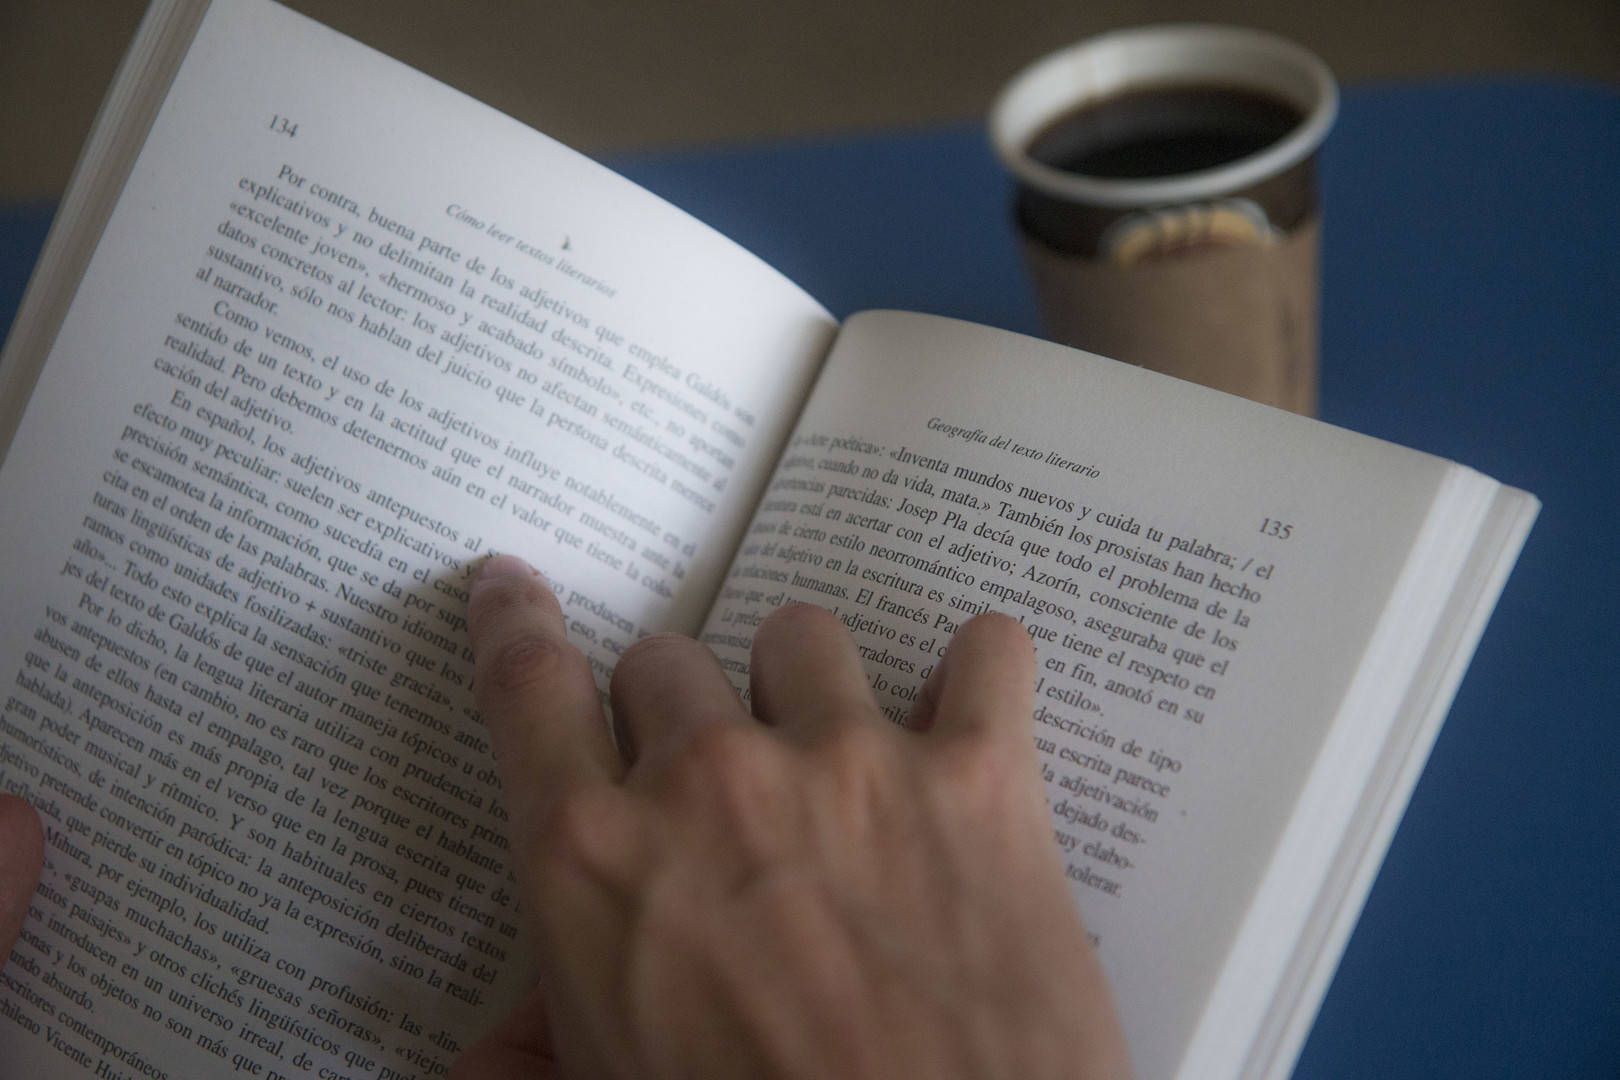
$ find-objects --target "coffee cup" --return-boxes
[990,25,1337,414]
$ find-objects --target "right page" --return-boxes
[698,311,1511,1080]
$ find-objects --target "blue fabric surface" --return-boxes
[1301,82,1620,1080]
[612,85,1620,1080]
[5,80,1617,1078]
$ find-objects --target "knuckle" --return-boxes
[671,723,781,817]
[818,718,890,772]
[479,631,579,698]
[635,873,716,958]
[803,721,894,823]
[755,601,843,648]
[931,732,1019,806]
[678,721,770,780]
[614,631,705,680]
[532,784,634,878]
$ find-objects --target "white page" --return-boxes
[698,311,1458,1080]
[0,0,833,1074]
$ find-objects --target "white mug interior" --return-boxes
[990,25,1338,210]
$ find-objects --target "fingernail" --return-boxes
[472,554,543,597]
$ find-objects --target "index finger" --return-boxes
[468,556,624,824]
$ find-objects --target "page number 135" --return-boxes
[1260,518,1293,539]
[269,114,297,137]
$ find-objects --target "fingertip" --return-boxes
[474,553,546,589]
[960,611,1036,669]
[464,557,623,794]
[467,554,561,652]
[610,633,747,768]
[750,603,883,736]
[921,610,1037,740]
[470,553,550,610]
[753,602,845,646]
[750,603,847,695]
[963,609,1030,637]
[905,613,1028,732]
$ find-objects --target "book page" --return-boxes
[698,311,1456,1080]
[0,0,833,1074]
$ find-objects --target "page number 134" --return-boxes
[269,114,297,137]
[1260,518,1293,539]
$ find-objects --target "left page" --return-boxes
[0,0,834,1074]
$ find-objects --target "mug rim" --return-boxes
[990,24,1338,209]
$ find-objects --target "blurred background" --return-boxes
[2,5,1619,1080]
[4,0,1619,202]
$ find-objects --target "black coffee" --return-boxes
[1028,85,1304,179]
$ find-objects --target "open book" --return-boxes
[0,1,1536,1078]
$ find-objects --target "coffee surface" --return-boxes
[1028,85,1305,179]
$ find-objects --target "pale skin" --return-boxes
[0,552,1129,1079]
[0,794,44,968]
[452,553,1131,1080]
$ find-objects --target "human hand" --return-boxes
[0,795,44,961]
[453,555,1129,1080]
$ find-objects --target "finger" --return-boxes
[749,604,884,738]
[610,633,749,770]
[469,555,624,823]
[449,984,559,1080]
[0,796,43,956]
[908,612,1034,743]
